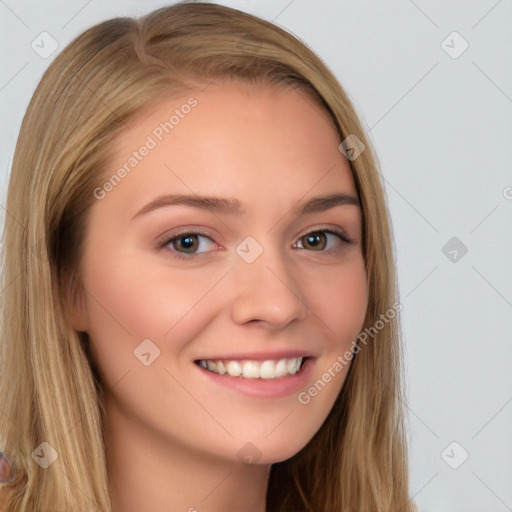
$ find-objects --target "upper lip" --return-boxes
[194,350,314,362]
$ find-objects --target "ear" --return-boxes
[67,303,89,332]
[65,285,89,333]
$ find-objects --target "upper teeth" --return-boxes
[198,357,303,379]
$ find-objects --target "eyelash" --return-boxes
[156,228,353,261]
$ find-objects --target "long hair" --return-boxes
[0,2,414,510]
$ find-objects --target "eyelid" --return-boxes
[156,225,354,260]
[156,228,219,251]
[160,234,219,262]
[294,224,354,245]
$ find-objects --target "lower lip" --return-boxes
[195,358,315,399]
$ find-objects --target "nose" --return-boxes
[230,245,308,329]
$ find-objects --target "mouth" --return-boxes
[194,357,308,379]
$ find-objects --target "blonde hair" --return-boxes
[0,2,414,510]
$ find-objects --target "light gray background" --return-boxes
[1,1,511,510]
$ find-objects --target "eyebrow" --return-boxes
[130,192,359,220]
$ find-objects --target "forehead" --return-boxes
[114,79,339,148]
[103,80,355,207]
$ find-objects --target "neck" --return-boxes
[105,397,271,512]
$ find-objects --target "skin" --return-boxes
[70,81,368,512]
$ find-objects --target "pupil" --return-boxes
[305,232,325,250]
[178,235,197,252]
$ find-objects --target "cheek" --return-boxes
[80,252,227,364]
[290,259,367,443]
[306,256,368,346]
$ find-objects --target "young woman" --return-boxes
[0,2,414,510]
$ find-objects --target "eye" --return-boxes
[160,231,218,257]
[157,227,352,260]
[294,229,351,251]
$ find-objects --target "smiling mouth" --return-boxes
[194,357,307,379]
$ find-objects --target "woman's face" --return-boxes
[71,81,368,465]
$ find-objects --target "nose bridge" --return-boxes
[230,236,307,327]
